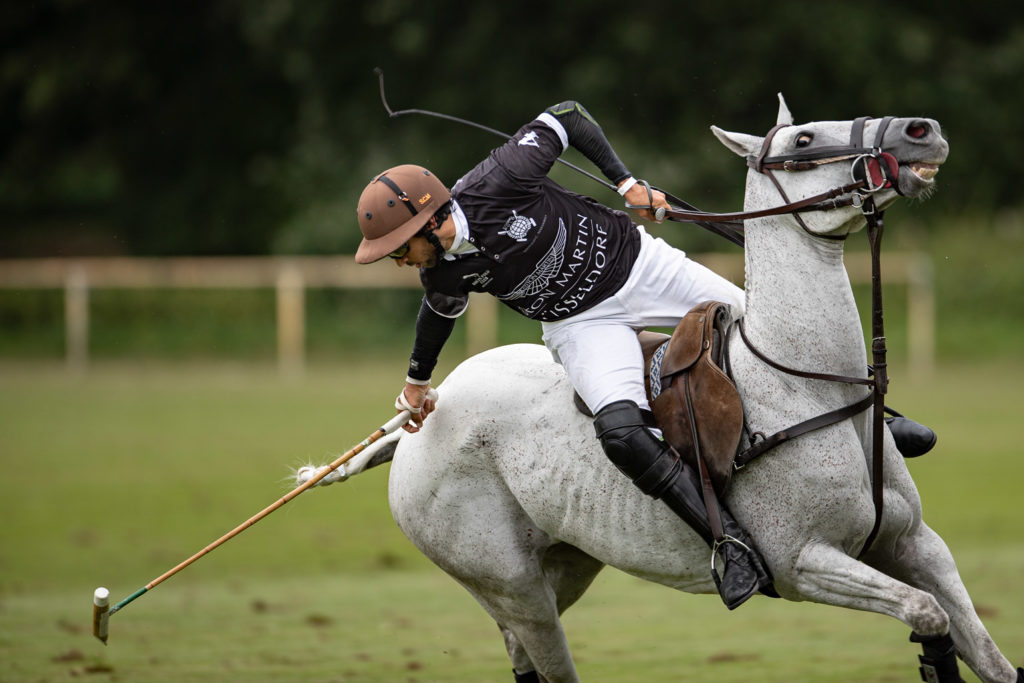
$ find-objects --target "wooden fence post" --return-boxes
[65,263,89,372]
[276,263,305,377]
[467,293,498,356]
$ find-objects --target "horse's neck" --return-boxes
[742,217,867,378]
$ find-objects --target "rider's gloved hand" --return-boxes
[396,378,437,433]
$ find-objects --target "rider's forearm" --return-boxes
[408,297,456,382]
[544,101,632,185]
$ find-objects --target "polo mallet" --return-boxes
[92,399,431,644]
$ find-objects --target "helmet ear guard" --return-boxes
[355,165,451,264]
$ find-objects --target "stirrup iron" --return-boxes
[710,535,752,575]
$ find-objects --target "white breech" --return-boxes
[541,228,744,414]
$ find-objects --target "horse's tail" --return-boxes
[356,428,403,473]
[292,428,404,488]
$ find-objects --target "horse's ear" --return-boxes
[776,93,794,126]
[711,126,763,158]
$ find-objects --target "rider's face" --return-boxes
[392,235,438,269]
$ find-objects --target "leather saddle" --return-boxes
[575,300,744,496]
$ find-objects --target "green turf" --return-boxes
[0,358,1021,681]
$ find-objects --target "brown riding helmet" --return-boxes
[355,164,451,264]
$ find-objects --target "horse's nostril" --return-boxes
[907,121,930,139]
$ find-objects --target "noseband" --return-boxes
[753,115,898,188]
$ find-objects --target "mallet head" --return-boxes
[92,587,110,644]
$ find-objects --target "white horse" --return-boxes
[368,98,1021,682]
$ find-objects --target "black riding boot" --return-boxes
[886,409,937,458]
[594,400,774,610]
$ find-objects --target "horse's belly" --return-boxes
[388,344,713,589]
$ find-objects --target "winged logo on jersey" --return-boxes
[499,219,566,301]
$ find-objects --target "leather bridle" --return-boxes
[662,117,901,559]
[659,115,899,245]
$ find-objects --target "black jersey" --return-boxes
[421,115,641,323]
[406,103,642,381]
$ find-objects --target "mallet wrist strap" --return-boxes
[395,391,422,414]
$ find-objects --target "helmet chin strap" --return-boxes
[422,226,446,260]
[420,204,452,261]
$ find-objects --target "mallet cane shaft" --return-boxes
[93,408,416,644]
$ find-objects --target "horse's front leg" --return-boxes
[869,521,1019,683]
[791,541,950,634]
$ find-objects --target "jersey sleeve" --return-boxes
[542,101,631,184]
[489,101,632,191]
[407,296,459,382]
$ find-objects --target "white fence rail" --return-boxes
[0,253,934,376]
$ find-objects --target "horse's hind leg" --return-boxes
[869,522,1019,683]
[460,569,579,683]
[410,496,592,682]
[497,544,604,682]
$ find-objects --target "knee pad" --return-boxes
[593,400,680,497]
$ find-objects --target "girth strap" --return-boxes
[733,319,877,468]
[735,393,873,469]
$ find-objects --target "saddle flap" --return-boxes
[649,301,743,496]
[658,300,723,390]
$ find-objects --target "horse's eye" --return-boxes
[795,133,814,148]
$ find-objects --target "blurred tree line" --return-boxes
[2,0,1022,257]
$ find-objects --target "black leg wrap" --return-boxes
[512,668,540,683]
[594,400,774,609]
[909,632,964,683]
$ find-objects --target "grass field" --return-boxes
[1,357,1022,682]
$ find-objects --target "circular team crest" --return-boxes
[498,210,536,242]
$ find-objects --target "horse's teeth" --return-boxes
[911,163,938,180]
